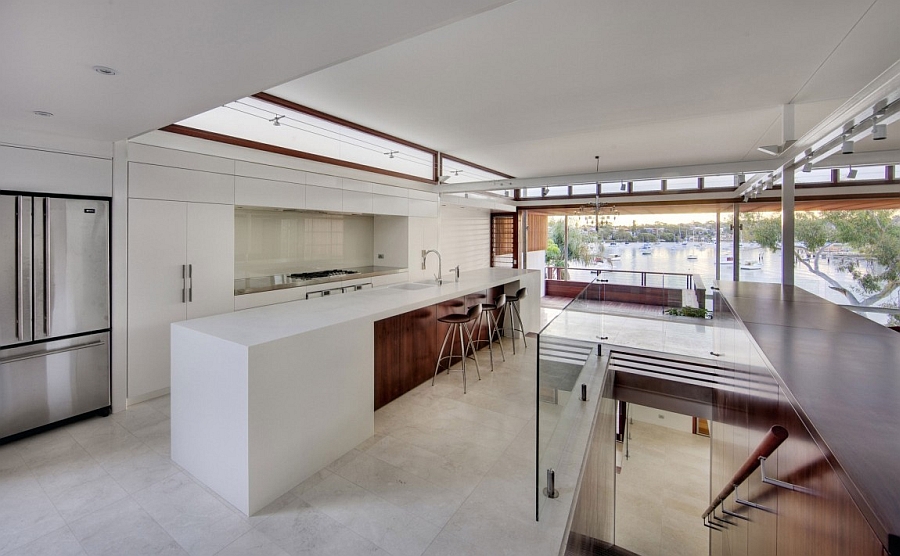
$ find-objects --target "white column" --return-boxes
[732,204,740,281]
[781,104,796,287]
[782,168,795,286]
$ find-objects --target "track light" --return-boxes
[841,138,854,154]
[873,123,887,141]
[620,182,627,191]
[802,160,812,173]
[847,166,858,179]
[737,173,746,185]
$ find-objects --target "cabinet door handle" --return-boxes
[15,196,25,340]
[188,264,193,303]
[43,197,51,335]
[182,264,187,303]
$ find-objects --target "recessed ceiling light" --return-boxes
[33,110,54,117]
[92,65,118,76]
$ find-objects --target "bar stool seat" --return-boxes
[503,287,527,354]
[472,294,506,370]
[433,304,482,393]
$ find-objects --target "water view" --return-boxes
[560,241,879,313]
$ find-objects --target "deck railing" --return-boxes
[545,266,694,289]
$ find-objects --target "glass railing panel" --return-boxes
[537,278,600,519]
[536,276,721,519]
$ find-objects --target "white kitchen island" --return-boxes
[170,268,540,515]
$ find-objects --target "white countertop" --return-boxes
[174,268,537,347]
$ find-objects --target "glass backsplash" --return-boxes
[235,208,375,278]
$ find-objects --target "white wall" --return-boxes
[438,204,490,276]
[630,404,695,432]
[526,249,547,296]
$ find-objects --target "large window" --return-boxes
[177,95,436,181]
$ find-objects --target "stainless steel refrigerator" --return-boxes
[1,193,111,440]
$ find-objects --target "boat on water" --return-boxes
[640,244,652,255]
[721,255,734,264]
[687,253,698,260]
[609,254,622,261]
[740,261,762,270]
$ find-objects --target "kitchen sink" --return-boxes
[390,282,438,291]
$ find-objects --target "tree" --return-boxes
[548,219,591,265]
[743,210,900,307]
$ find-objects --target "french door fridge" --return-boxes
[1,193,111,440]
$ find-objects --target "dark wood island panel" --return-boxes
[374,286,504,410]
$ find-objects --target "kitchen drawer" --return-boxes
[234,286,307,310]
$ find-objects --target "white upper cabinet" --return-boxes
[306,185,343,212]
[129,162,234,204]
[373,194,408,216]
[235,176,305,209]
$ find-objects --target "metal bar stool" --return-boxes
[472,294,506,371]
[503,287,527,354]
[433,304,482,393]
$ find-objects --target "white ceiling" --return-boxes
[269,0,900,178]
[4,0,900,181]
[0,0,514,142]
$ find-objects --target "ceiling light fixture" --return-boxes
[842,126,855,154]
[270,115,284,126]
[92,65,118,76]
[841,139,854,154]
[384,150,398,158]
[32,110,53,117]
[737,173,746,185]
[847,166,858,179]
[801,160,812,173]
[620,182,627,191]
[873,122,887,141]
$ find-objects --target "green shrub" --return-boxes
[665,306,709,318]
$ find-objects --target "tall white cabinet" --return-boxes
[127,198,234,402]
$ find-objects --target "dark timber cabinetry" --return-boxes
[711,283,896,556]
[374,286,503,410]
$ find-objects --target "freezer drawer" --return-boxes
[0,332,110,439]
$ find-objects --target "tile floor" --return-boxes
[0,334,574,556]
[615,418,710,556]
[0,301,716,556]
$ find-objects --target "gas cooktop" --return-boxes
[289,269,359,281]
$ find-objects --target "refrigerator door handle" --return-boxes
[43,197,51,335]
[182,264,187,303]
[16,196,25,340]
[188,264,193,303]
[0,339,106,365]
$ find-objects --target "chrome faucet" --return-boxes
[452,265,460,282]
[423,249,442,284]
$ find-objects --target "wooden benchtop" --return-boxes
[715,281,900,545]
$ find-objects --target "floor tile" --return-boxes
[2,526,87,556]
[68,498,186,556]
[132,472,250,556]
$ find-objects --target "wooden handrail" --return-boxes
[702,425,789,519]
